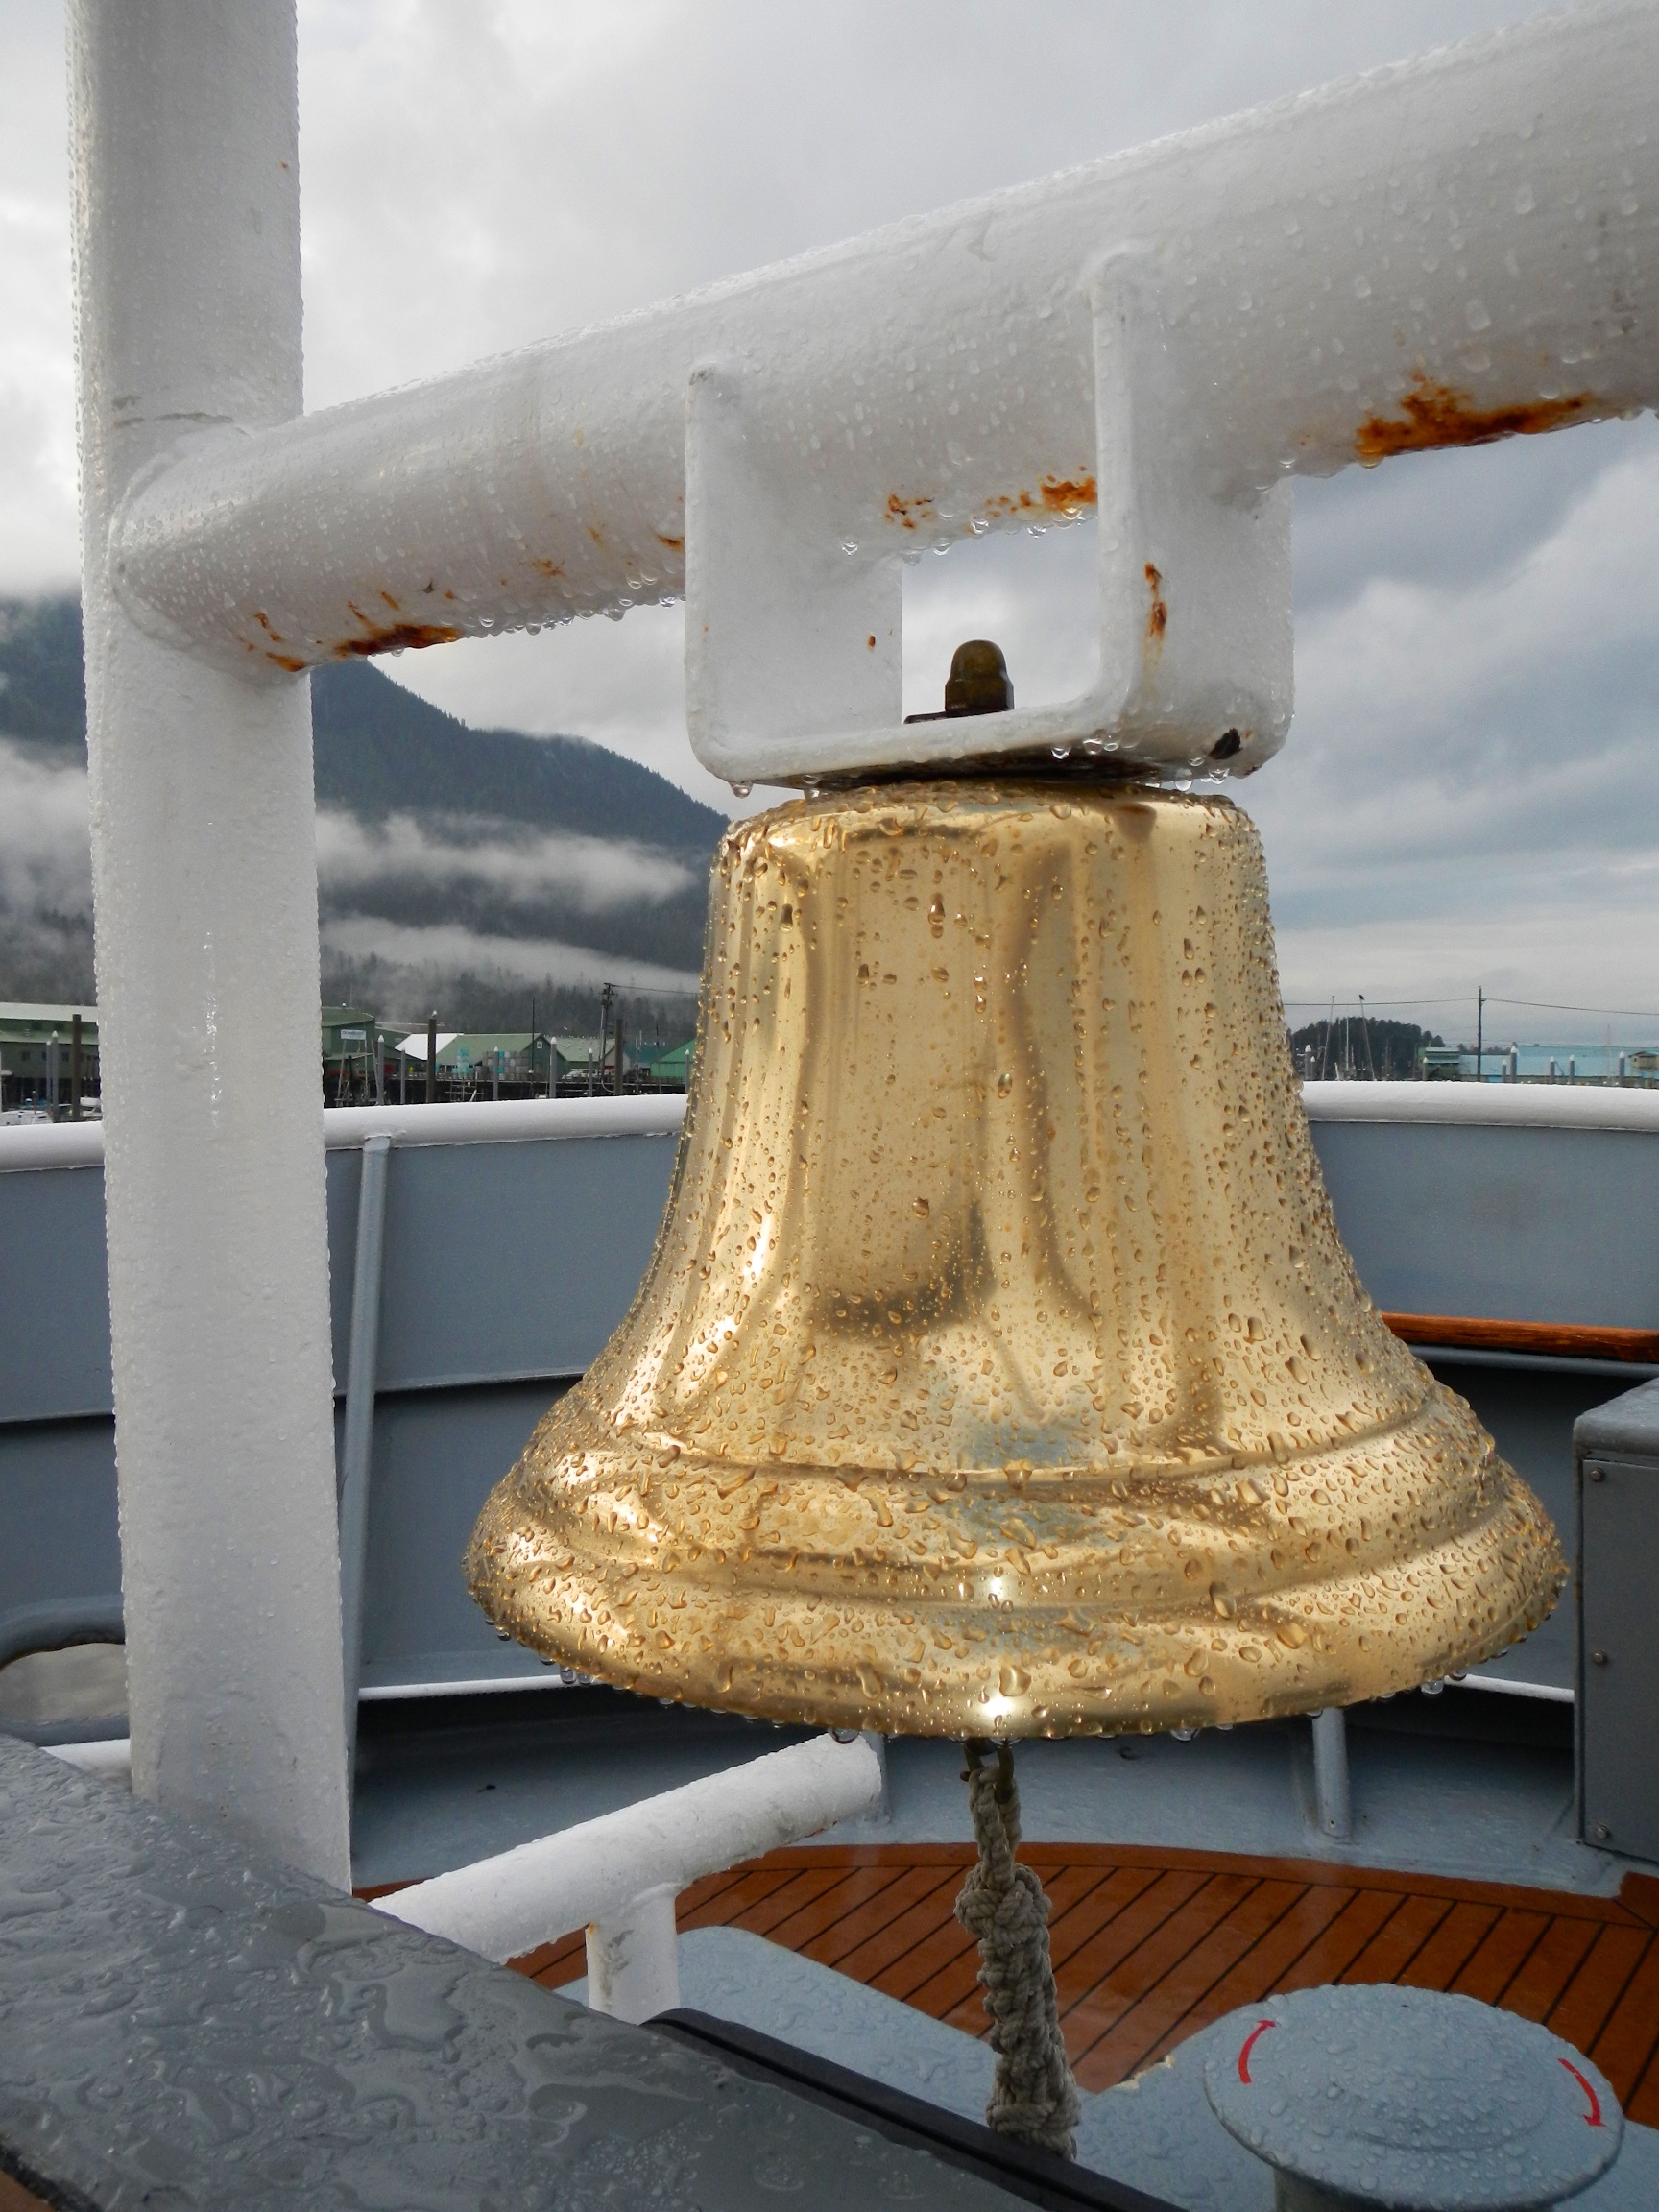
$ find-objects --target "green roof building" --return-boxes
[0,1002,100,1118]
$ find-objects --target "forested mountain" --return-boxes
[0,596,723,1029]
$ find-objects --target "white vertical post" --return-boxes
[1311,1709,1353,1841]
[338,1133,393,1792]
[585,1886,682,2023]
[67,1,350,1885]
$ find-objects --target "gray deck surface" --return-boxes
[0,1735,1043,2212]
[566,1925,1659,2212]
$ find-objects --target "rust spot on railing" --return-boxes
[531,557,565,579]
[1038,473,1095,513]
[978,472,1096,527]
[1356,374,1594,463]
[656,533,685,553]
[330,621,462,659]
[1145,563,1167,645]
[253,610,308,669]
[886,492,936,531]
[325,598,463,658]
[379,590,401,612]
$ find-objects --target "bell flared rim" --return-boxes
[467,1376,1564,1739]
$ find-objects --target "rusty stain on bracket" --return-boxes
[885,491,937,531]
[1144,562,1167,647]
[328,621,461,659]
[979,473,1097,527]
[1355,373,1594,463]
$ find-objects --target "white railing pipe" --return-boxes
[337,1133,393,1791]
[108,5,1659,784]
[1311,1708,1354,1841]
[376,1732,883,2018]
[67,0,351,1885]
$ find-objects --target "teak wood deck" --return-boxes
[513,1843,1659,2128]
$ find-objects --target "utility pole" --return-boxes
[425,1011,438,1105]
[599,982,614,1099]
[1476,987,1484,1084]
[70,1014,83,1121]
[613,1012,626,1097]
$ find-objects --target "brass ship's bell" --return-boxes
[468,765,1563,1738]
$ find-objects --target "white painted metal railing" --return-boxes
[378,1733,884,2022]
[107,5,1659,786]
[65,1,1659,1878]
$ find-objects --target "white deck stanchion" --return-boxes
[377,1733,883,2020]
[67,1,351,1885]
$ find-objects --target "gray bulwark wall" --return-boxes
[1307,1117,1659,1329]
[0,1113,678,1699]
[1575,1378,1659,1862]
[0,1734,1030,2212]
[1,1101,1653,1702]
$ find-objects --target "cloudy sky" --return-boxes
[4,0,1657,1042]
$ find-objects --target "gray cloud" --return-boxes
[0,738,90,921]
[320,916,699,999]
[314,809,697,914]
[3,1,1655,1029]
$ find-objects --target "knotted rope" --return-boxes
[953,1739,1081,2160]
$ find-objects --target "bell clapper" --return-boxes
[954,1738,1081,2160]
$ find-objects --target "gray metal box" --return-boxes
[1575,1376,1659,1863]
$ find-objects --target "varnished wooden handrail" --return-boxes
[1383,1313,1659,1364]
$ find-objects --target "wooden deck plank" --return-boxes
[1394,1901,1502,1993]
[733,1843,1641,1923]
[943,1870,1210,2036]
[871,1858,1132,2017]
[1132,1879,1317,2068]
[892,1864,1155,2017]
[1338,1892,1453,1985]
[1546,1926,1652,2056]
[719,1868,853,1939]
[1046,1864,1171,1978]
[1181,1882,1359,2024]
[677,1863,801,1929]
[1448,1910,1551,2007]
[1123,1886,1406,2082]
[502,1839,1650,2109]
[1586,1933,1659,2108]
[1270,1888,1407,1997]
[1066,1873,1268,2085]
[1502,1917,1603,2023]
[758,1866,910,1955]
[1063,1874,1261,2068]
[802,1866,962,1971]
[867,1912,979,2008]
[835,1863,1074,1991]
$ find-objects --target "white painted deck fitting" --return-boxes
[378,1733,883,1962]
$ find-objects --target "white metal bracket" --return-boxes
[685,359,902,782]
[1088,257,1292,777]
[685,271,1291,788]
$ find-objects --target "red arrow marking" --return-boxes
[1559,2057,1603,2128]
[1238,2019,1277,2084]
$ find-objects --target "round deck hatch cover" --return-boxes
[1203,1984,1623,2210]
